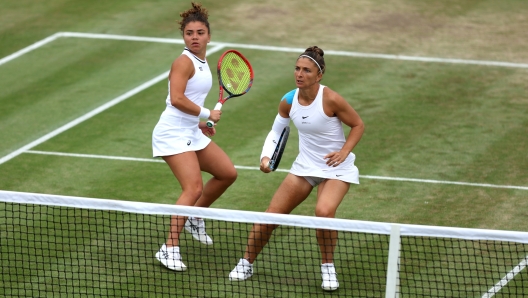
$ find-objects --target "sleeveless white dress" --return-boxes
[152,49,213,157]
[289,85,359,184]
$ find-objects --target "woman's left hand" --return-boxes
[199,122,216,137]
[324,151,346,167]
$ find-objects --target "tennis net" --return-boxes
[1,190,527,297]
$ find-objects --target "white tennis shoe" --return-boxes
[185,217,213,245]
[321,263,339,291]
[229,258,253,281]
[155,244,187,271]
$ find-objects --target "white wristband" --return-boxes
[198,107,210,119]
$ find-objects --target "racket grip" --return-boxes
[206,102,223,128]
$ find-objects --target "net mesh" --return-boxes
[1,191,527,297]
[219,51,252,95]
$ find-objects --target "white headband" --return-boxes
[299,55,322,73]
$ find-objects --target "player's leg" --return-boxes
[180,141,237,245]
[230,174,313,280]
[156,152,203,271]
[195,141,238,208]
[315,179,350,291]
[244,174,313,262]
[315,179,350,263]
[162,152,203,246]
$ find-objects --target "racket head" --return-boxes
[269,126,290,171]
[217,50,254,103]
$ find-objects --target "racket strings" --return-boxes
[219,53,252,95]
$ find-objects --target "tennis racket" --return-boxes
[268,126,290,171]
[206,50,254,127]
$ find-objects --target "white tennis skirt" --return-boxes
[289,153,360,184]
[152,113,211,157]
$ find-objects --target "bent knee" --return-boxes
[227,169,238,183]
[218,167,238,184]
[314,206,336,218]
[181,184,203,201]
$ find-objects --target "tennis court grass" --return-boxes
[1,0,527,296]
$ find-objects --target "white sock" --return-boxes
[240,258,252,266]
[163,244,180,252]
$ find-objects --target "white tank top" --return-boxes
[290,85,348,169]
[163,48,212,128]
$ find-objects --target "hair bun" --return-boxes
[306,46,324,57]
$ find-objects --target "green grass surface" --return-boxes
[1,0,528,297]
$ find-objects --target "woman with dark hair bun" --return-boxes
[153,2,237,272]
[229,46,364,291]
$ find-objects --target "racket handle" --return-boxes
[206,102,223,128]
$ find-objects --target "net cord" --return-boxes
[1,190,527,244]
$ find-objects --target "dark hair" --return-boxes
[298,46,325,74]
[178,2,210,34]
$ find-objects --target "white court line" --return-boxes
[0,32,63,66]
[482,255,528,298]
[25,150,528,191]
[61,32,528,68]
[2,32,528,69]
[0,44,226,165]
[0,32,62,65]
[360,175,528,191]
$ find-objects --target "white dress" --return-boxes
[289,85,359,184]
[152,49,213,157]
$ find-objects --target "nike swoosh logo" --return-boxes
[302,116,309,119]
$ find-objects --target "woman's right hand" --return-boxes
[209,110,222,123]
[260,157,272,173]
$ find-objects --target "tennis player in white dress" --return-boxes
[229,46,364,292]
[153,3,237,272]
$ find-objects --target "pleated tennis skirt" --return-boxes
[152,112,211,157]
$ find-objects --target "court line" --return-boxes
[25,150,528,191]
[0,33,63,66]
[482,255,528,298]
[60,32,528,68]
[0,44,226,165]
[2,31,528,69]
